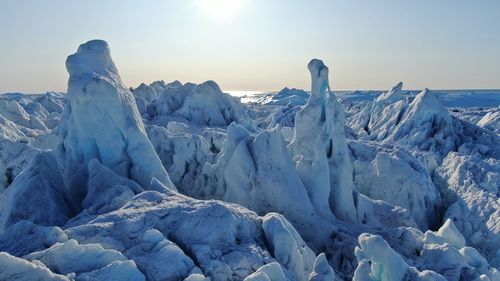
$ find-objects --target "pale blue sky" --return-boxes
[1,0,499,93]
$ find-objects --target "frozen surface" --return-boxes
[0,40,499,281]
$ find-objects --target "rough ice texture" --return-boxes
[478,109,500,134]
[349,140,441,229]
[1,40,499,280]
[0,252,70,281]
[243,262,288,281]
[434,152,500,266]
[132,83,159,117]
[64,188,316,281]
[308,254,336,281]
[348,84,499,161]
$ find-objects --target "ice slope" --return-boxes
[257,87,309,106]
[478,109,500,135]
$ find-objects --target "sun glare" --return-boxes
[197,0,243,19]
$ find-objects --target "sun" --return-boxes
[197,0,243,19]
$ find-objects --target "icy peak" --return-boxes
[376,81,404,103]
[402,88,452,125]
[165,80,183,90]
[66,40,121,84]
[197,80,222,93]
[413,88,445,112]
[307,59,330,105]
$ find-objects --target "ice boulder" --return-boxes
[308,254,336,281]
[355,220,500,280]
[126,229,196,281]
[262,213,316,281]
[132,83,159,116]
[149,80,247,127]
[0,114,30,142]
[353,233,447,281]
[0,98,48,131]
[389,89,456,153]
[0,220,68,257]
[255,103,302,129]
[423,219,466,249]
[33,92,66,114]
[24,239,129,275]
[79,159,145,216]
[0,252,70,281]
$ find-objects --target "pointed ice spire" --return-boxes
[407,88,448,117]
[290,59,356,222]
[376,81,404,103]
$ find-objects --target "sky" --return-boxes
[0,0,499,93]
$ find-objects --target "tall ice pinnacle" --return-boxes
[59,40,174,201]
[290,59,357,222]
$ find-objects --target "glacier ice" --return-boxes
[289,59,356,222]
[0,39,499,281]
